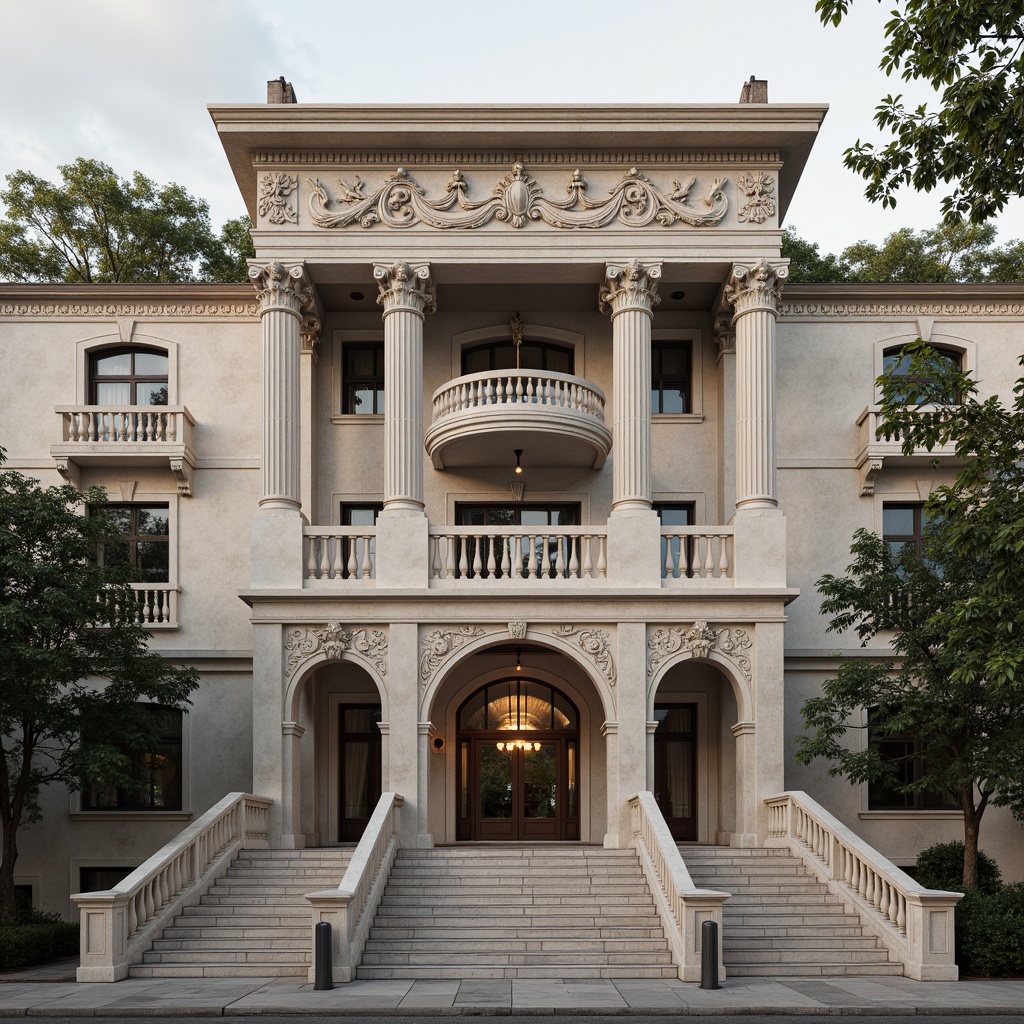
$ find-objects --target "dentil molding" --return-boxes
[285,623,388,679]
[307,164,728,231]
[647,620,752,684]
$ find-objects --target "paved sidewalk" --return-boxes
[2,963,1024,1016]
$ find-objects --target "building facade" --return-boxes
[2,90,1022,958]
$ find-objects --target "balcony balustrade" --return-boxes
[97,583,179,628]
[660,527,734,583]
[52,405,196,496]
[856,405,960,496]
[424,370,612,470]
[303,527,376,582]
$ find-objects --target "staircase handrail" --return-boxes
[305,791,404,983]
[71,792,272,982]
[629,792,729,983]
[765,790,963,981]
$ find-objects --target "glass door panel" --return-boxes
[654,703,697,841]
[477,743,515,839]
[522,742,558,840]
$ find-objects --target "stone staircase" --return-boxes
[358,846,677,979]
[129,848,352,978]
[682,847,903,977]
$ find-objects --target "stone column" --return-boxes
[374,261,435,513]
[281,721,305,849]
[599,260,661,512]
[299,315,322,521]
[249,262,314,510]
[714,314,737,519]
[724,259,787,511]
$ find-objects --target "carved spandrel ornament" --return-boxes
[737,171,776,225]
[285,622,388,678]
[550,625,616,686]
[714,314,736,356]
[599,260,662,316]
[300,315,322,357]
[647,620,752,683]
[724,259,788,318]
[258,172,299,225]
[307,164,728,231]
[374,261,436,315]
[248,261,315,316]
[419,626,487,685]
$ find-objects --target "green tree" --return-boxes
[816,0,1024,224]
[201,215,257,284]
[0,158,253,284]
[0,459,198,924]
[796,344,1024,888]
[781,229,852,282]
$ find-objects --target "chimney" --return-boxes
[267,77,298,104]
[738,76,768,103]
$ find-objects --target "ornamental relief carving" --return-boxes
[258,172,299,224]
[737,171,776,225]
[725,259,788,317]
[419,626,487,685]
[306,164,728,231]
[285,623,388,678]
[0,301,258,318]
[647,620,752,684]
[249,261,315,315]
[549,625,616,686]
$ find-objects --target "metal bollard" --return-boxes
[700,919,720,990]
[314,920,333,990]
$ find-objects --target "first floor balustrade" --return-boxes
[855,405,961,495]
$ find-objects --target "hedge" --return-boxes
[0,915,79,970]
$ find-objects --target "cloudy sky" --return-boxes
[3,0,1022,256]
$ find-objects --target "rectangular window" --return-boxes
[867,710,959,811]
[343,342,384,414]
[655,502,696,578]
[96,504,170,583]
[81,705,183,811]
[651,340,692,414]
[79,867,133,893]
[882,502,925,556]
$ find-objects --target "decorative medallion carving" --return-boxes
[550,625,616,686]
[374,261,436,315]
[737,172,776,225]
[724,259,788,318]
[258,172,299,225]
[599,260,662,316]
[249,261,314,316]
[285,623,388,678]
[307,165,728,231]
[647,620,752,682]
[508,621,527,640]
[419,626,487,684]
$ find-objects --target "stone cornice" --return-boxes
[781,283,1024,319]
[0,284,257,320]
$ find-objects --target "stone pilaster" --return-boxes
[374,261,435,514]
[299,315,321,521]
[724,259,787,511]
[599,260,661,513]
[249,261,314,510]
[714,314,738,518]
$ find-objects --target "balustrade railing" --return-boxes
[431,370,606,423]
[57,405,195,446]
[303,527,376,581]
[765,791,962,980]
[97,584,179,628]
[429,526,607,582]
[72,792,271,982]
[629,793,729,982]
[661,527,733,581]
[306,792,403,983]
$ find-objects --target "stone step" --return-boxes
[151,937,310,952]
[356,964,679,980]
[141,949,310,965]
[162,926,310,940]
[725,962,905,978]
[372,904,661,919]
[368,926,664,940]
[362,937,672,954]
[360,950,674,967]
[130,964,308,979]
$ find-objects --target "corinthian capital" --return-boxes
[599,260,662,317]
[249,261,314,316]
[374,261,436,315]
[724,259,788,318]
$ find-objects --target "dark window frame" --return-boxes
[882,502,926,555]
[867,710,960,812]
[651,339,692,415]
[342,342,385,415]
[95,503,170,584]
[655,502,697,578]
[461,339,575,376]
[89,347,169,406]
[882,345,962,405]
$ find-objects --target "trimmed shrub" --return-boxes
[915,841,1002,895]
[0,915,79,970]
[956,884,1024,977]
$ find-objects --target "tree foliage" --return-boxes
[816,0,1024,224]
[0,158,253,284]
[796,345,1024,888]
[0,461,198,923]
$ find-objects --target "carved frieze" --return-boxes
[419,626,487,684]
[647,620,752,682]
[307,164,728,231]
[258,172,299,225]
[285,623,388,678]
[550,625,616,686]
[780,300,1024,318]
[0,301,258,319]
[737,171,776,225]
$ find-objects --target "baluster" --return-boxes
[526,378,535,403]
[143,589,153,623]
[346,537,358,579]
[718,535,730,578]
[446,536,457,578]
[504,377,513,404]
[526,536,538,578]
[458,537,469,578]
[485,535,497,578]
[664,534,675,578]
[879,880,890,920]
[430,537,440,578]
[858,859,869,899]
[143,882,155,923]
[844,847,855,887]
[890,891,902,929]
[361,535,373,578]
[703,535,715,578]
[485,378,495,406]
[597,535,608,578]
[568,536,579,578]
[128,895,139,937]
[167,411,177,442]
[582,535,593,578]
[317,537,329,579]
[865,869,877,909]
[500,536,511,578]
[459,383,467,410]
[145,411,154,442]
[554,535,566,578]
[332,536,344,579]
[471,536,483,577]
[515,376,524,402]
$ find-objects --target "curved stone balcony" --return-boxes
[424,370,611,470]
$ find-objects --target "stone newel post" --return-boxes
[374,261,435,513]
[724,259,787,511]
[250,262,314,510]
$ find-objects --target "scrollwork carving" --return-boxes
[307,164,728,231]
[550,625,616,686]
[647,620,752,682]
[737,171,776,225]
[419,626,486,684]
[285,623,388,678]
[258,172,299,225]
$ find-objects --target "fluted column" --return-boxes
[249,262,314,510]
[599,260,661,512]
[374,261,435,513]
[725,259,787,510]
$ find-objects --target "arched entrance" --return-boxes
[456,677,579,841]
